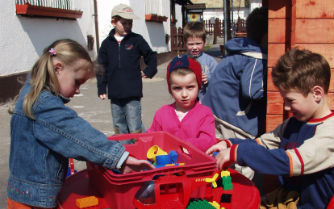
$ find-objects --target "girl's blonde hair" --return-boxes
[23,39,92,119]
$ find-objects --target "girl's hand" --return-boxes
[202,73,208,84]
[206,141,228,156]
[121,156,155,174]
[216,148,231,170]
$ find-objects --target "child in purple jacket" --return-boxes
[147,55,216,152]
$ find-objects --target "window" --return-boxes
[16,0,82,19]
[145,0,168,22]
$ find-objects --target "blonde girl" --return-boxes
[7,39,153,209]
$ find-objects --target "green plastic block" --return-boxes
[222,176,233,190]
[186,199,216,209]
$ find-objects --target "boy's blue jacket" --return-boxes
[97,29,157,99]
[7,80,126,208]
[202,37,267,137]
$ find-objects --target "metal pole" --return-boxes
[223,0,228,45]
[93,0,100,51]
[231,0,234,38]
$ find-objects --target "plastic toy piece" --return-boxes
[165,162,185,166]
[220,170,230,177]
[220,170,233,190]
[186,199,216,209]
[209,200,221,209]
[147,145,167,162]
[222,176,233,190]
[205,173,219,188]
[153,150,181,168]
[221,194,232,203]
[75,196,98,208]
[169,150,178,163]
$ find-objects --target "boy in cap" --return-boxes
[97,4,157,141]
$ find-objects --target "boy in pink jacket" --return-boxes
[147,55,216,152]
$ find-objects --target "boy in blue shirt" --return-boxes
[183,22,218,101]
[207,48,334,209]
[97,4,157,140]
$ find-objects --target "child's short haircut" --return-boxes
[183,22,206,43]
[246,7,268,44]
[272,48,331,95]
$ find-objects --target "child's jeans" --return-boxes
[7,198,50,209]
[110,97,144,143]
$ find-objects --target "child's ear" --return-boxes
[111,18,117,26]
[312,85,324,102]
[53,60,64,74]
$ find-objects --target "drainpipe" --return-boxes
[224,0,228,45]
[93,0,100,51]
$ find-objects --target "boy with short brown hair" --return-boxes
[206,48,334,208]
[183,22,218,100]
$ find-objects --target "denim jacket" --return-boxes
[7,81,126,208]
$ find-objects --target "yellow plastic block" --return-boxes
[165,163,185,167]
[205,173,219,188]
[220,170,230,177]
[209,200,220,209]
[147,145,167,162]
[75,196,98,208]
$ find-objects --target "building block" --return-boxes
[209,200,220,209]
[221,194,232,203]
[147,145,167,163]
[220,170,230,177]
[75,196,98,208]
[186,199,216,209]
[222,176,233,190]
[205,173,219,188]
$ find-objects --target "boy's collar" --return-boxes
[307,111,334,123]
[110,29,131,38]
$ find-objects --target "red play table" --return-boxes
[57,168,260,209]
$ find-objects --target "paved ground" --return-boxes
[0,45,223,208]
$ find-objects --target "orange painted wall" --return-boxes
[266,0,334,132]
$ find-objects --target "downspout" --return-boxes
[93,0,100,51]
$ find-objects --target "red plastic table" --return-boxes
[57,168,260,209]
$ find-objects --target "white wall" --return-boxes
[175,4,183,28]
[0,1,96,76]
[97,0,171,54]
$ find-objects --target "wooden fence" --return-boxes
[170,18,246,53]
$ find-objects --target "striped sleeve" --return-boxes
[286,119,334,176]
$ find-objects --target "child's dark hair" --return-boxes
[246,7,268,44]
[112,15,122,22]
[272,48,331,96]
[183,22,206,43]
[23,39,92,119]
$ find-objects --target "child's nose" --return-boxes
[181,89,188,97]
[284,103,291,111]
